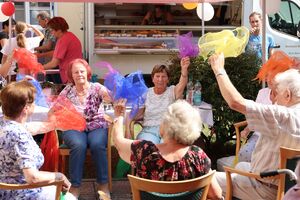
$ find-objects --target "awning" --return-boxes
[13,0,232,3]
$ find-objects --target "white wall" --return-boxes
[56,2,85,52]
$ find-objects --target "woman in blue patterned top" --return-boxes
[0,81,74,200]
[59,58,112,198]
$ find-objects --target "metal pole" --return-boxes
[262,0,267,88]
[202,3,205,36]
[8,17,12,83]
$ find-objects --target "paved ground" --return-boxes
[79,179,132,200]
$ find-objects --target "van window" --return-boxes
[268,0,300,37]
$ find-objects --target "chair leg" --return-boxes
[61,155,66,174]
[107,145,112,192]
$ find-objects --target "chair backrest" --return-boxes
[277,146,300,200]
[128,170,215,200]
[0,179,64,200]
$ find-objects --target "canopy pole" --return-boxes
[262,0,267,88]
[201,3,205,36]
[8,17,12,83]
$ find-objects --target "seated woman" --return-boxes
[114,99,222,200]
[125,57,189,144]
[58,58,112,198]
[0,80,75,199]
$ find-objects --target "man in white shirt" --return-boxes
[209,53,300,200]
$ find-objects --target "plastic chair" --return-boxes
[127,170,215,200]
[224,146,300,200]
[0,179,64,200]
[58,124,112,192]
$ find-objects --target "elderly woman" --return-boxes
[43,17,82,84]
[0,81,75,199]
[114,99,222,199]
[59,58,112,198]
[125,57,189,144]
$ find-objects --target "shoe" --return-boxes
[98,190,111,200]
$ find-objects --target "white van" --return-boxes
[243,0,300,58]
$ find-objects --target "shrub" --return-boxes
[168,53,261,158]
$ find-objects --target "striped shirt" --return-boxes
[246,100,300,185]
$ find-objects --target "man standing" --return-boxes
[34,11,60,83]
[209,53,300,200]
[34,11,56,64]
[246,12,275,59]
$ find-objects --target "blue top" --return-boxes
[246,34,275,58]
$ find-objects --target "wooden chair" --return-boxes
[127,170,215,200]
[0,179,64,200]
[224,146,300,200]
[58,125,112,192]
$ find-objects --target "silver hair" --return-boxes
[37,11,51,20]
[274,69,300,100]
[161,100,202,145]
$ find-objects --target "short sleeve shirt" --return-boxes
[53,32,82,83]
[0,117,44,199]
[143,86,175,126]
[130,140,211,181]
[246,34,275,58]
[0,31,8,61]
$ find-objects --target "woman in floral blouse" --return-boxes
[0,81,74,199]
[59,58,112,198]
[113,99,223,199]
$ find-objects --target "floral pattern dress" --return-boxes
[130,140,211,181]
[0,117,44,199]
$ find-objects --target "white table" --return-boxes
[194,101,214,127]
[0,105,49,122]
[104,101,214,126]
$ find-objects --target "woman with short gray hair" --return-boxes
[112,99,222,200]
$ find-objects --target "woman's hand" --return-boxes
[56,172,71,192]
[113,98,127,117]
[208,53,225,74]
[180,56,190,75]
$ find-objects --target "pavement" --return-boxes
[79,178,132,200]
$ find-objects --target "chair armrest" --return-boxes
[129,120,143,139]
[223,166,261,200]
[233,120,248,155]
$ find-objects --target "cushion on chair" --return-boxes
[140,189,203,200]
[59,144,69,149]
[217,156,235,171]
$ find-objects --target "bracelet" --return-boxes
[215,69,227,77]
[181,73,188,78]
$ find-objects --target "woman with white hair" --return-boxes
[113,99,222,199]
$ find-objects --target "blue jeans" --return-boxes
[136,126,162,144]
[62,128,108,187]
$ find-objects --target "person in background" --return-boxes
[142,5,173,25]
[113,99,223,200]
[0,80,75,200]
[59,59,112,198]
[34,11,56,65]
[209,52,300,200]
[245,12,275,59]
[125,57,189,144]
[43,17,82,84]
[0,19,16,64]
[1,21,44,76]
[34,11,61,83]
